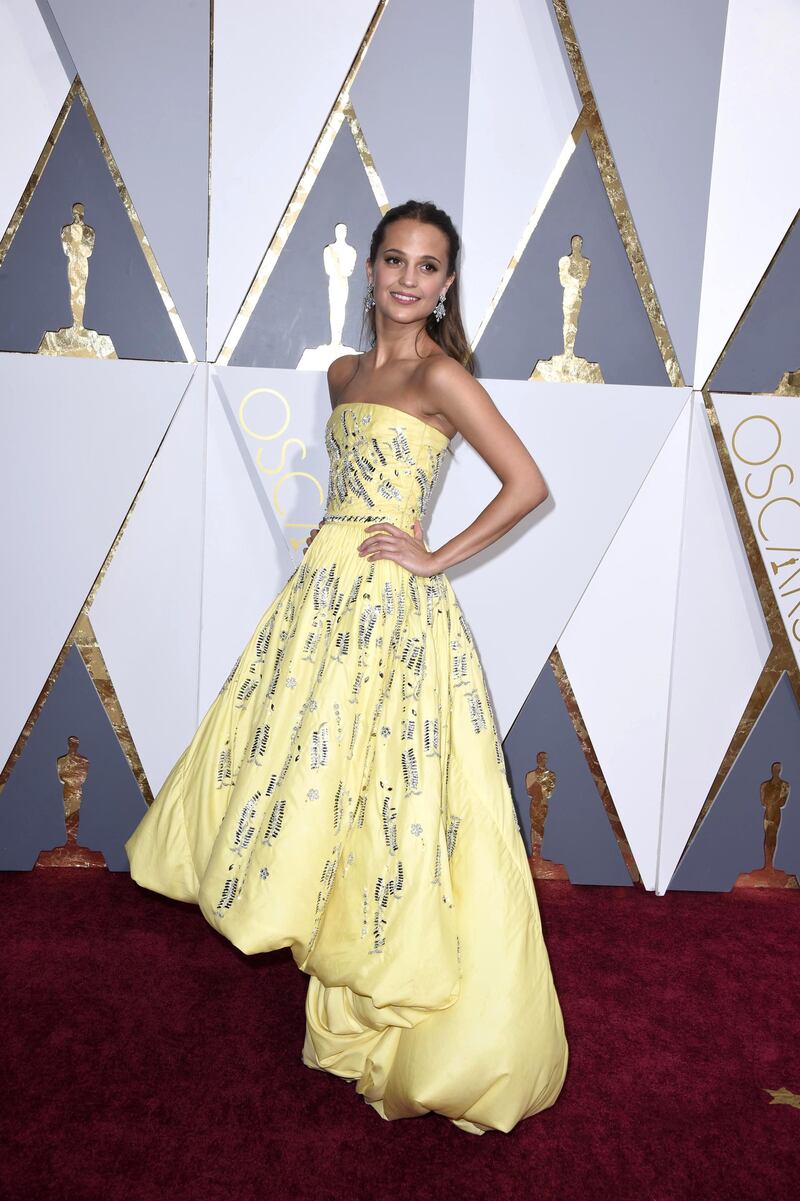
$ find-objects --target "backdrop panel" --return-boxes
[658,397,771,892]
[90,367,206,794]
[0,355,194,772]
[0,0,71,239]
[558,398,692,890]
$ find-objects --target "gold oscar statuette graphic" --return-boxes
[38,202,117,359]
[531,234,604,384]
[297,222,360,371]
[526,751,570,881]
[34,735,107,869]
[734,761,799,889]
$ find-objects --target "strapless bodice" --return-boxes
[321,402,450,532]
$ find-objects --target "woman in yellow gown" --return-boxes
[126,200,568,1133]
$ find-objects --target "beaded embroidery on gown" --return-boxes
[125,400,568,1134]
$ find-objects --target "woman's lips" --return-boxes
[389,291,421,305]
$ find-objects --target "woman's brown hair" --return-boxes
[363,199,475,375]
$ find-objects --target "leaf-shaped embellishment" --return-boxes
[465,688,487,734]
[262,797,286,846]
[423,717,440,756]
[231,790,262,855]
[214,875,239,917]
[445,815,461,860]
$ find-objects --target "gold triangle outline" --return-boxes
[215,0,390,366]
[0,77,197,363]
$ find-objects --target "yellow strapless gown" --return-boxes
[126,401,568,1133]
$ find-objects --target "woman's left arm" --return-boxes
[421,358,548,573]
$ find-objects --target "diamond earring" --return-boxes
[363,281,375,312]
[433,290,447,322]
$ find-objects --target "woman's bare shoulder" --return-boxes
[327,353,362,403]
[419,351,471,389]
[417,352,477,412]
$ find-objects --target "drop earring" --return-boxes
[363,280,375,312]
[433,290,447,322]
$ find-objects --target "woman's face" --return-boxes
[368,219,455,325]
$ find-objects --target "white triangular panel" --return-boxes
[714,391,800,675]
[207,1,377,359]
[695,0,800,385]
[427,379,691,741]
[656,395,771,892]
[90,365,205,794]
[199,378,294,716]
[47,0,210,357]
[461,0,580,340]
[0,1,72,238]
[0,354,194,771]
[558,397,692,890]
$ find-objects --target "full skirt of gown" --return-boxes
[125,401,568,1133]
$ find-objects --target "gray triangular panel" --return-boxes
[475,133,667,384]
[231,123,383,368]
[709,216,800,392]
[0,98,184,360]
[503,657,631,885]
[669,673,800,891]
[47,0,209,357]
[0,645,146,871]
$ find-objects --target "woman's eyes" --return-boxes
[384,257,436,272]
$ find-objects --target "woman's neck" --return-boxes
[371,313,439,367]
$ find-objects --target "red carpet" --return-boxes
[1,872,798,1201]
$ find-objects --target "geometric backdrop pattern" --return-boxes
[3,0,800,894]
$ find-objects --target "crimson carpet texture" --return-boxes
[1,871,798,1201]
